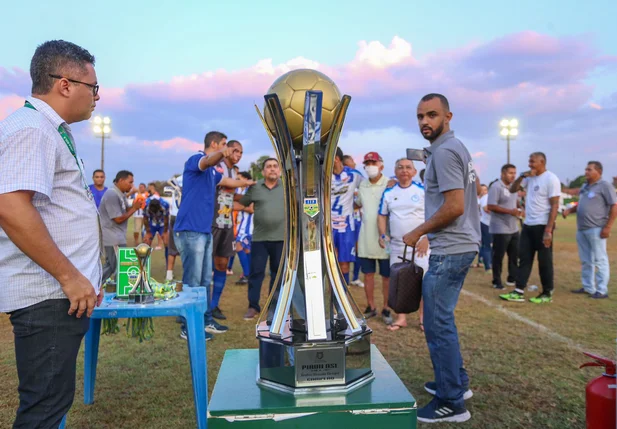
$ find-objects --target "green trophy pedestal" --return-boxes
[208,345,416,428]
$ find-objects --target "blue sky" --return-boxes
[1,0,616,184]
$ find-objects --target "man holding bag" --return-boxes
[403,94,480,423]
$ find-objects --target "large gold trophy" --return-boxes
[254,69,373,395]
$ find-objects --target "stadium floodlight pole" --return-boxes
[500,118,518,164]
[93,116,112,170]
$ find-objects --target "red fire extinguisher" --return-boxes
[580,352,616,429]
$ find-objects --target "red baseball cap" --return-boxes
[363,152,383,163]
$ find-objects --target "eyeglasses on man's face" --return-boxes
[48,74,99,96]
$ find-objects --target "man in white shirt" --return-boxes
[378,158,429,331]
[356,152,391,323]
[131,182,148,246]
[0,40,103,428]
[501,152,561,303]
[478,184,492,273]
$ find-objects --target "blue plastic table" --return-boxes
[59,288,209,429]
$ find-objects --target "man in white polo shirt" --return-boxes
[0,40,103,428]
[501,152,560,304]
[356,152,391,324]
[378,158,429,331]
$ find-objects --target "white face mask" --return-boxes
[364,165,380,179]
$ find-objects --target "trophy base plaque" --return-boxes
[208,345,417,428]
[128,293,155,305]
[256,320,373,395]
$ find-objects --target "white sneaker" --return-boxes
[506,281,515,286]
[350,280,365,288]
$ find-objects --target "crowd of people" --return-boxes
[1,40,616,427]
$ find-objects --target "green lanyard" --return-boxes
[24,100,105,259]
[24,100,91,195]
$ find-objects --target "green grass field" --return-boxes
[0,216,615,428]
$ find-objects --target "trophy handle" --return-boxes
[320,95,364,334]
[257,94,301,338]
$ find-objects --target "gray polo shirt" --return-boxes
[100,186,130,246]
[239,179,285,242]
[577,179,617,231]
[424,130,481,255]
[487,180,518,234]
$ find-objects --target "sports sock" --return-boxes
[343,272,350,284]
[238,251,251,277]
[352,262,361,282]
[211,269,227,310]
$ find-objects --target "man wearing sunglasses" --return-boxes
[0,40,102,428]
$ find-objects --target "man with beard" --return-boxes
[500,152,560,304]
[402,93,479,423]
[210,140,245,320]
[487,164,520,290]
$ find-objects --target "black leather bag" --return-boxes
[388,245,424,314]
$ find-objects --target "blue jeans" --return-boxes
[423,251,476,408]
[480,223,492,270]
[577,227,610,295]
[174,230,214,326]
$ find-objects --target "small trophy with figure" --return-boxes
[128,243,155,304]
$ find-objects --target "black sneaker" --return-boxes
[180,328,213,341]
[205,320,229,334]
[235,276,248,285]
[418,397,471,423]
[493,283,505,290]
[363,306,377,319]
[381,309,393,325]
[424,381,473,400]
[590,291,608,299]
[212,307,227,320]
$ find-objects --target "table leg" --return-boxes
[84,318,102,405]
[185,309,208,429]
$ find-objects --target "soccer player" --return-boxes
[143,198,169,249]
[131,183,149,246]
[234,172,254,285]
[331,148,363,284]
[210,140,244,320]
[343,154,364,287]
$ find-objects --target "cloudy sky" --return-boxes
[1,0,616,186]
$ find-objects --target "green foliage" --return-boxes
[249,155,273,181]
[568,175,586,189]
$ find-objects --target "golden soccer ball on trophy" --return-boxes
[264,69,342,147]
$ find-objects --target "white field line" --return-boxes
[461,289,587,354]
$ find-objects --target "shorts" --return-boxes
[332,228,356,263]
[236,234,252,252]
[212,227,235,258]
[134,216,143,233]
[150,224,164,237]
[167,216,179,256]
[390,239,429,273]
[358,257,390,277]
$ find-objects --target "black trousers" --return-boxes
[492,232,519,286]
[248,241,284,312]
[516,224,554,294]
[9,299,90,429]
